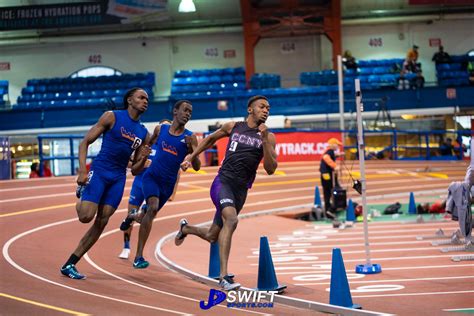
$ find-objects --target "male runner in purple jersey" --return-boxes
[176,95,277,290]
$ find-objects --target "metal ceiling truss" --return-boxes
[240,0,341,83]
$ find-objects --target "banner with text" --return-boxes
[0,1,169,31]
[216,131,343,163]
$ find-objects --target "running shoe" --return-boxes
[118,248,130,259]
[60,264,86,280]
[174,218,188,246]
[133,256,149,269]
[134,204,148,223]
[120,209,138,231]
[219,275,240,291]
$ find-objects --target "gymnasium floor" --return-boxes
[1,160,473,315]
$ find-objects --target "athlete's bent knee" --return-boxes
[224,216,238,230]
[78,213,94,223]
[206,232,219,243]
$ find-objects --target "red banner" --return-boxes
[216,131,343,163]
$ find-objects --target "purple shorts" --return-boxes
[210,175,248,227]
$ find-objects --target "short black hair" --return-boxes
[174,100,191,110]
[123,87,143,109]
[247,95,268,108]
[159,118,172,124]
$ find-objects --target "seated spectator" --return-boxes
[407,45,419,62]
[284,117,292,128]
[399,55,424,90]
[342,50,357,70]
[432,46,451,65]
[439,138,454,156]
[29,162,40,178]
[412,71,425,89]
[453,136,467,158]
[42,160,52,177]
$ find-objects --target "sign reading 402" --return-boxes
[88,54,102,64]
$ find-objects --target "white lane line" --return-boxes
[247,247,446,258]
[0,173,450,202]
[0,182,76,192]
[353,290,474,298]
[294,275,474,286]
[257,240,436,252]
[3,196,313,314]
[2,216,190,315]
[290,226,459,237]
[84,218,272,315]
[443,308,474,312]
[274,264,474,275]
[1,192,77,203]
[303,221,457,229]
[251,254,458,266]
[258,233,457,245]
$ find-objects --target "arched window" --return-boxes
[70,66,122,78]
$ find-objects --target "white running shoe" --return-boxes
[219,275,241,291]
[118,248,130,259]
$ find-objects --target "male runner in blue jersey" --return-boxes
[60,88,151,280]
[132,100,201,269]
[118,119,181,259]
[176,95,278,290]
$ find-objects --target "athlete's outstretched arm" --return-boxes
[181,121,235,171]
[259,124,278,175]
[188,134,201,171]
[77,111,114,184]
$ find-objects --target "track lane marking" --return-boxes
[352,290,474,298]
[0,293,90,315]
[275,264,474,275]
[1,178,449,217]
[2,217,190,315]
[294,275,474,286]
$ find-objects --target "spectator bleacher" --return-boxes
[436,54,471,87]
[250,73,281,89]
[301,58,405,91]
[15,72,155,109]
[170,67,246,99]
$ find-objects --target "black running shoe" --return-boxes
[174,218,188,246]
[120,209,138,231]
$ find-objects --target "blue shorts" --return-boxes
[210,175,248,228]
[81,168,126,209]
[129,174,145,207]
[141,171,175,211]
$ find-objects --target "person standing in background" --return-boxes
[319,138,342,219]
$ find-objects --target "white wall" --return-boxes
[254,36,321,87]
[170,33,245,71]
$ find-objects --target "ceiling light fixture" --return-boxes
[178,0,196,13]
